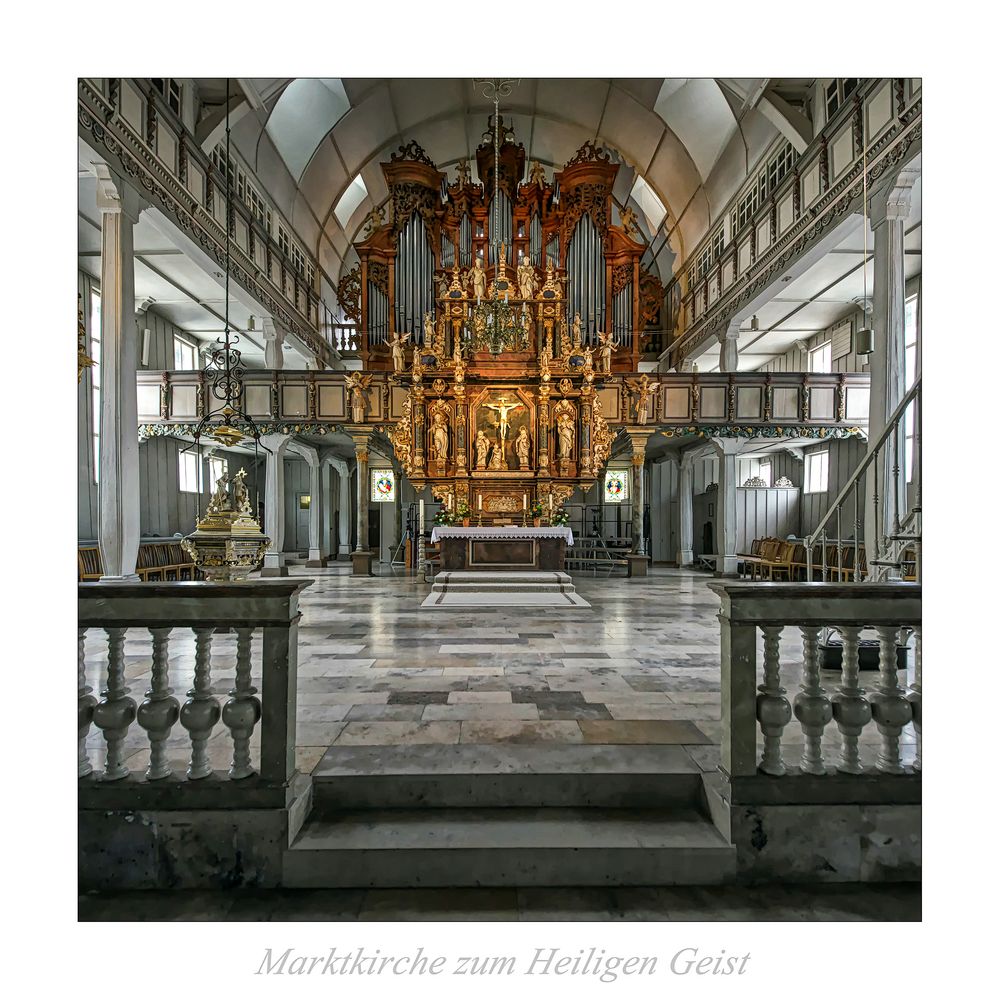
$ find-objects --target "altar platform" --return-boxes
[430,526,574,572]
[421,570,591,609]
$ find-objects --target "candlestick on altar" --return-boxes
[522,493,527,509]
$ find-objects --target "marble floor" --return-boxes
[82,565,917,773]
[78,882,921,921]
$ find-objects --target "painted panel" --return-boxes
[802,162,820,207]
[722,259,734,289]
[156,123,177,171]
[846,385,870,420]
[756,220,770,254]
[187,163,204,204]
[700,386,725,419]
[245,384,271,416]
[137,385,160,419]
[663,386,690,419]
[318,384,347,419]
[831,127,854,179]
[171,385,197,417]
[282,385,308,417]
[363,387,384,421]
[597,386,620,421]
[120,81,143,132]
[736,386,762,420]
[778,193,794,235]
[390,385,409,420]
[811,386,835,419]
[738,239,751,273]
[773,386,799,419]
[866,83,892,139]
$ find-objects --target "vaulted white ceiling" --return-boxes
[227,78,789,291]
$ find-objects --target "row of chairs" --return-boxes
[78,542,197,582]
[738,537,868,582]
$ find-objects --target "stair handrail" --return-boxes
[806,376,921,580]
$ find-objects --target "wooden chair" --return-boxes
[737,537,765,579]
[761,540,795,581]
[78,547,102,581]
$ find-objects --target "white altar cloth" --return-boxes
[430,525,574,546]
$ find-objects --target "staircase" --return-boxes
[421,570,591,608]
[283,745,736,888]
[806,377,921,582]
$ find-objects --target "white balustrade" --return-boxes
[79,580,310,791]
[710,581,920,782]
[756,625,790,775]
[136,626,179,779]
[223,627,260,780]
[180,626,222,780]
[91,626,137,780]
[78,629,96,778]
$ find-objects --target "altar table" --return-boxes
[429,526,574,571]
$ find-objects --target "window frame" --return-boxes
[809,340,833,374]
[759,459,772,488]
[208,456,228,495]
[173,335,198,371]
[178,451,202,494]
[804,450,830,494]
[903,292,919,481]
[89,289,102,483]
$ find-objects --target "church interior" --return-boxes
[72,72,925,924]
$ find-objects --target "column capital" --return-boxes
[681,442,715,468]
[869,165,920,227]
[624,426,657,462]
[710,436,746,457]
[287,439,321,467]
[92,161,143,222]
[324,454,351,477]
[259,432,291,455]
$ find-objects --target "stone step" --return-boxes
[283,806,736,888]
[310,744,707,810]
[423,570,590,608]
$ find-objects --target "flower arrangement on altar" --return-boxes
[433,507,456,527]
[529,499,545,519]
[550,508,570,527]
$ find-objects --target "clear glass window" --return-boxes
[173,336,197,370]
[179,451,201,493]
[810,341,832,373]
[90,289,101,483]
[804,451,829,494]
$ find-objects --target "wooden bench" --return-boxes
[78,542,197,582]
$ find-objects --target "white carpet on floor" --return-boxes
[420,570,592,609]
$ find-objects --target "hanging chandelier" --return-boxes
[470,78,528,356]
[182,78,269,580]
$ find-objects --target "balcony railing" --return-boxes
[136,369,870,435]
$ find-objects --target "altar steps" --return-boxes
[282,745,736,888]
[422,570,591,608]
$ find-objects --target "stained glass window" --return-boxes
[604,470,628,503]
[371,469,395,503]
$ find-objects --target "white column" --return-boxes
[678,452,695,566]
[865,167,918,557]
[717,320,740,373]
[260,433,290,576]
[262,316,285,370]
[329,457,351,559]
[347,430,374,575]
[712,437,744,576]
[94,164,143,581]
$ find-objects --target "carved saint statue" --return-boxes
[514,426,531,469]
[597,329,617,372]
[452,338,466,383]
[345,372,372,421]
[431,410,449,462]
[423,312,436,347]
[232,467,252,514]
[528,160,546,187]
[437,272,450,300]
[389,330,411,373]
[521,302,535,340]
[365,204,384,234]
[517,258,537,300]
[539,340,552,383]
[572,312,583,348]
[557,412,575,459]
[475,430,490,470]
[207,471,231,514]
[470,256,487,300]
[455,159,471,185]
[626,374,653,425]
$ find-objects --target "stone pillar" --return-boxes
[329,457,351,560]
[865,167,918,557]
[262,316,285,370]
[718,320,740,373]
[712,437,745,576]
[347,428,374,576]
[291,443,327,568]
[93,164,143,581]
[678,452,695,566]
[624,427,656,577]
[260,433,290,576]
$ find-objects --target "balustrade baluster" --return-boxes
[756,625,791,775]
[78,628,96,778]
[136,627,180,780]
[869,625,913,773]
[821,528,828,580]
[836,509,843,580]
[907,627,922,771]
[223,627,261,780]
[873,443,882,562]
[180,626,222,780]
[794,626,832,774]
[832,625,871,773]
[854,481,861,580]
[92,626,137,780]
